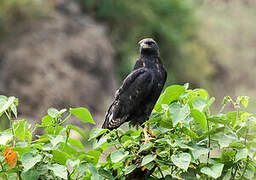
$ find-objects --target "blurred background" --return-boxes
[0,0,255,130]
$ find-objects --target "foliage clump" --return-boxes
[0,84,256,179]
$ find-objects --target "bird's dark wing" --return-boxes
[102,68,153,130]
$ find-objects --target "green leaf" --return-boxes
[171,153,191,171]
[50,135,65,147]
[213,134,236,148]
[70,107,95,124]
[10,103,17,118]
[66,159,80,173]
[182,127,199,138]
[235,148,248,162]
[21,152,42,172]
[193,89,209,101]
[52,150,71,165]
[40,115,54,127]
[48,108,59,118]
[169,103,190,127]
[191,146,209,160]
[0,132,13,145]
[21,169,40,180]
[89,128,108,141]
[68,138,84,150]
[138,142,153,153]
[200,163,224,179]
[124,164,137,175]
[0,96,15,117]
[110,150,129,163]
[98,169,114,180]
[141,154,156,166]
[14,120,29,141]
[48,164,68,179]
[7,173,17,180]
[191,109,207,130]
[85,150,101,165]
[154,85,186,111]
[192,98,207,112]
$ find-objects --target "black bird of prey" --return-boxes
[102,38,167,132]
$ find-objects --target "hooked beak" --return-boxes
[140,42,150,49]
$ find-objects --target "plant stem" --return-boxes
[206,116,210,165]
[8,109,16,146]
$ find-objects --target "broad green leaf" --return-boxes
[48,108,59,118]
[21,152,42,172]
[52,150,71,165]
[221,150,236,162]
[200,163,224,179]
[110,150,129,163]
[207,115,227,125]
[244,167,255,179]
[0,132,13,145]
[155,138,172,145]
[171,153,191,171]
[182,127,199,138]
[70,107,95,124]
[98,169,114,180]
[141,154,156,166]
[192,98,207,112]
[7,173,17,180]
[21,169,40,180]
[14,120,29,141]
[138,142,153,153]
[124,165,137,175]
[50,135,65,147]
[192,146,209,160]
[201,127,225,138]
[0,96,16,117]
[154,85,185,111]
[169,103,190,127]
[66,159,80,173]
[68,138,84,150]
[193,89,209,101]
[85,150,101,165]
[49,164,67,179]
[235,148,248,162]
[145,162,155,170]
[39,115,54,127]
[191,109,207,130]
[89,128,108,141]
[213,134,236,148]
[10,103,17,118]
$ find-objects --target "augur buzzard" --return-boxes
[102,38,167,131]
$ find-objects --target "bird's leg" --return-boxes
[147,124,155,138]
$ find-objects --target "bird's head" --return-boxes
[138,38,159,56]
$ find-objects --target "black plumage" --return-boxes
[102,38,167,130]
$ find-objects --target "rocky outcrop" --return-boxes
[0,1,117,127]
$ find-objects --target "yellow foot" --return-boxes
[147,124,155,138]
[143,127,150,144]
